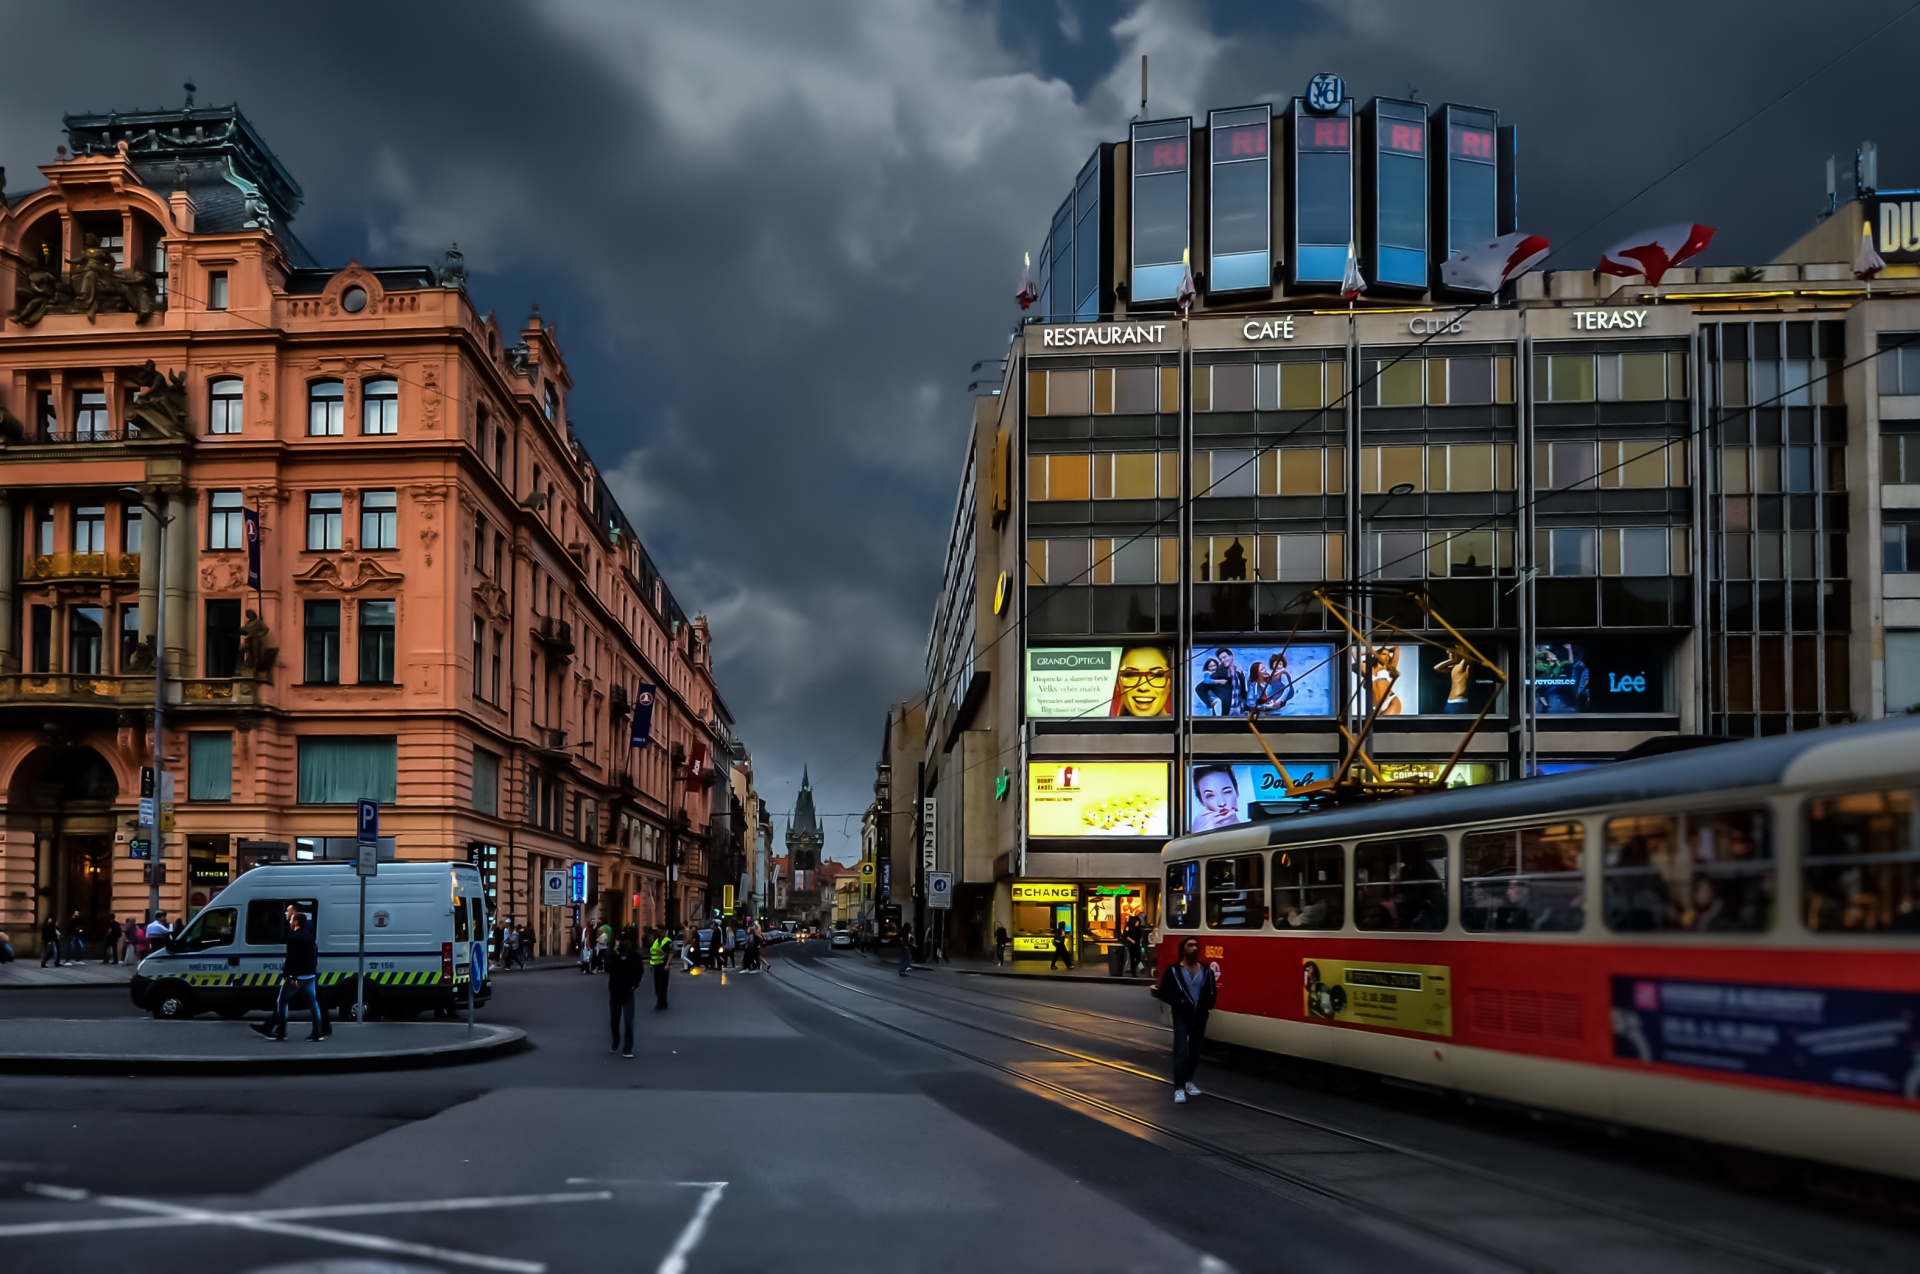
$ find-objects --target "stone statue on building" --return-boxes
[9,244,64,327]
[124,636,156,673]
[125,360,188,437]
[435,243,467,288]
[237,609,275,678]
[8,236,156,327]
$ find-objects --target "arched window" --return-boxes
[209,377,244,435]
[309,380,344,436]
[363,378,399,435]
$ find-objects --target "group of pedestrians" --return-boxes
[35,912,177,967]
[495,920,536,969]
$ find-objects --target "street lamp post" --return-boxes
[124,488,172,921]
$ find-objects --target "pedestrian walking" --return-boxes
[898,920,914,976]
[1122,913,1146,976]
[1152,935,1216,1103]
[1050,922,1073,970]
[607,932,644,1057]
[519,924,535,965]
[744,924,762,973]
[254,904,328,1043]
[66,911,86,964]
[993,923,1009,966]
[40,915,61,967]
[0,927,13,963]
[100,916,121,964]
[647,926,673,1010]
[122,918,140,963]
[145,912,171,954]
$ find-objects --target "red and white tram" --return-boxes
[1156,716,1920,1180]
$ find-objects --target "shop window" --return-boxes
[1805,787,1920,934]
[1165,861,1200,928]
[1272,845,1343,929]
[1461,823,1584,932]
[1603,810,1771,933]
[1354,836,1447,931]
[1205,854,1266,928]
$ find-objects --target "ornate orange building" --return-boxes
[0,102,738,954]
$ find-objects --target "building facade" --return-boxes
[910,84,1920,963]
[0,103,736,951]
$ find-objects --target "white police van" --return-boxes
[130,861,490,1020]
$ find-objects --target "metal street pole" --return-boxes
[356,872,367,1024]
[147,501,166,921]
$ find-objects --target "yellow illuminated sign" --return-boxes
[994,571,1010,615]
[1011,882,1077,903]
[1027,762,1169,838]
[1011,935,1058,952]
[722,885,735,913]
[1303,958,1452,1038]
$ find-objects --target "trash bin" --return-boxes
[1107,944,1125,978]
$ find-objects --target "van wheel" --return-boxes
[150,983,194,1020]
[215,1007,247,1020]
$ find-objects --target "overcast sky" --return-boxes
[4,0,1912,860]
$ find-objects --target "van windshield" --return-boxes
[178,907,237,949]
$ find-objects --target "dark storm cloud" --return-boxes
[3,0,1910,854]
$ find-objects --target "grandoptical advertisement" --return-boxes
[1611,977,1920,1100]
[1351,645,1504,717]
[1028,762,1170,838]
[1187,643,1335,718]
[1026,646,1173,719]
[1304,958,1453,1038]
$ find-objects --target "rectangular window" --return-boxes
[1603,810,1772,933]
[119,605,140,671]
[1538,353,1596,403]
[1205,853,1267,929]
[490,629,503,703]
[29,605,51,673]
[360,489,397,549]
[1444,444,1494,492]
[1805,788,1918,934]
[121,506,143,558]
[208,271,229,310]
[1375,358,1424,407]
[1209,105,1271,292]
[68,606,104,675]
[188,732,234,802]
[472,620,486,700]
[208,490,244,549]
[303,600,340,684]
[472,747,500,816]
[1545,527,1597,576]
[75,390,110,440]
[1542,441,1597,490]
[1618,352,1668,401]
[1272,844,1344,929]
[1447,356,1494,405]
[306,491,342,550]
[73,506,107,554]
[358,599,396,684]
[1887,523,1917,574]
[35,507,54,556]
[1202,449,1256,498]
[1354,836,1448,931]
[308,381,344,436]
[204,599,241,678]
[1130,117,1192,302]
[209,377,244,434]
[1165,861,1200,929]
[296,736,398,804]
[245,898,318,947]
[362,378,399,435]
[1461,823,1584,932]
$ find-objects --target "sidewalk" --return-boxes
[0,1018,525,1074]
[0,960,135,989]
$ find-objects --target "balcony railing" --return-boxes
[534,726,569,754]
[533,615,575,656]
[26,552,141,581]
[0,672,151,705]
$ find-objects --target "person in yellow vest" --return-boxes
[646,926,673,1010]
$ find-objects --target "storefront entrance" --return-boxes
[9,744,122,941]
[1009,880,1157,963]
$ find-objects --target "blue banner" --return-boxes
[242,506,261,589]
[1611,976,1920,1101]
[631,682,656,749]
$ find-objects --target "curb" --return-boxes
[0,1023,528,1076]
[946,966,1155,986]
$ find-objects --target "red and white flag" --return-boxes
[1175,248,1197,316]
[1596,223,1715,286]
[1340,241,1366,300]
[1854,220,1885,282]
[1015,251,1039,311]
[1442,231,1550,293]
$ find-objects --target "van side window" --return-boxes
[245,898,318,946]
[453,900,470,942]
[1205,853,1266,928]
[1272,845,1344,930]
[1603,810,1771,933]
[178,907,236,949]
[1354,836,1447,931]
[1462,823,1585,932]
[1165,861,1200,929]
[1805,788,1920,934]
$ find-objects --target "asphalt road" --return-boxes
[0,944,1911,1273]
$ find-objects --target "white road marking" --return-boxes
[12,1184,611,1272]
[655,1182,727,1274]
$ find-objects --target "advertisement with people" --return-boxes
[1188,762,1335,829]
[1350,644,1504,717]
[1535,640,1669,714]
[1303,958,1453,1038]
[1187,643,1335,718]
[1026,646,1173,719]
[1028,762,1170,838]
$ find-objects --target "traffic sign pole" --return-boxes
[355,798,379,1025]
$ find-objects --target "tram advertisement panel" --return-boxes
[1188,643,1336,717]
[1303,958,1453,1037]
[1611,977,1920,1101]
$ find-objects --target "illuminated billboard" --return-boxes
[1188,643,1335,718]
[1028,762,1170,838]
[1026,646,1173,719]
[1533,640,1669,714]
[1189,759,1499,831]
[1364,97,1427,289]
[1351,645,1504,717]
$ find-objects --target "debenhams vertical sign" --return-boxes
[1039,323,1170,347]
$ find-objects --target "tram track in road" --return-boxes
[776,955,1843,1274]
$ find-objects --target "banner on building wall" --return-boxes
[686,740,709,788]
[1187,643,1335,718]
[921,798,937,872]
[1025,646,1173,719]
[631,683,656,749]
[1533,640,1670,714]
[1350,645,1503,718]
[1190,760,1501,832]
[1028,762,1169,838]
[242,507,261,590]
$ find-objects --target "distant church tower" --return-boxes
[786,767,824,896]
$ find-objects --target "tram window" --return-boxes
[1272,845,1344,930]
[1166,861,1200,929]
[1354,836,1447,931]
[1461,823,1585,933]
[1205,854,1267,928]
[1603,810,1772,933]
[1805,788,1920,934]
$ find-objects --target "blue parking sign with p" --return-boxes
[356,798,379,877]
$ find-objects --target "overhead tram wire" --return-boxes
[912,15,1915,731]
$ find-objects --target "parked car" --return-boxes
[830,930,855,949]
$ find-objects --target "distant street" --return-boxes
[0,944,1911,1273]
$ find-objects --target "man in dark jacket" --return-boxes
[607,932,645,1057]
[254,905,326,1042]
[40,915,62,967]
[1152,935,1217,1103]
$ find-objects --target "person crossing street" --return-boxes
[1152,936,1216,1103]
[607,932,644,1057]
